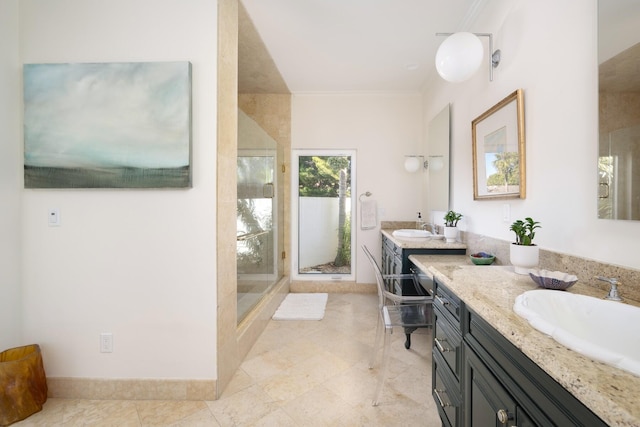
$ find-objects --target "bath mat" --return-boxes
[272,293,328,320]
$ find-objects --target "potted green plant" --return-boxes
[509,217,541,274]
[443,210,463,243]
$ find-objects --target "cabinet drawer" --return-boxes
[410,265,434,295]
[433,350,462,427]
[434,308,463,382]
[382,236,399,254]
[434,280,462,324]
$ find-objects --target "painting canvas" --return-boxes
[24,62,192,188]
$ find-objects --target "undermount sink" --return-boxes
[392,229,441,239]
[514,290,640,377]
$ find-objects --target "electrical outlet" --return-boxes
[100,333,113,353]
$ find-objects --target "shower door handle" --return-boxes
[263,183,274,198]
[598,182,609,199]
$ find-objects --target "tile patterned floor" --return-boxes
[14,293,441,426]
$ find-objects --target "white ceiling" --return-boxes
[240,0,486,93]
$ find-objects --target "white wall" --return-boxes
[423,0,639,270]
[20,0,218,379]
[292,93,424,283]
[0,0,22,350]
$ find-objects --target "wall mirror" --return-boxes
[425,104,450,213]
[471,89,526,200]
[598,0,640,220]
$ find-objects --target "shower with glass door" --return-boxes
[237,110,283,323]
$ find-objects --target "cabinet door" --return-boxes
[464,344,518,427]
[391,252,403,294]
[516,408,537,427]
[381,237,391,275]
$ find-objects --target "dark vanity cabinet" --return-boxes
[381,234,465,296]
[464,343,536,427]
[432,279,608,427]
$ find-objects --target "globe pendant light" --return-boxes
[435,32,484,82]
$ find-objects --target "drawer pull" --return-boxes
[497,408,513,424]
[435,295,449,305]
[434,337,451,353]
[433,388,451,408]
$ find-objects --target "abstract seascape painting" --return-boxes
[24,62,192,188]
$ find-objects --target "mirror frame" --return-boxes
[471,89,526,200]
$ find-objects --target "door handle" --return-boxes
[263,183,274,198]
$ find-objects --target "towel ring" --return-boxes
[359,191,372,202]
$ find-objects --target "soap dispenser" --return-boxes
[416,212,425,230]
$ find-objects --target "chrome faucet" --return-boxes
[596,276,623,301]
[421,222,436,233]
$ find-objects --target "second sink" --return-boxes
[514,289,640,377]
[392,229,433,239]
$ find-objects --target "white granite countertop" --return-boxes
[381,229,467,250]
[409,254,640,427]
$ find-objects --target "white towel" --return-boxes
[360,199,378,230]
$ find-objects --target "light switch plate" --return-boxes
[48,208,61,226]
[502,204,510,222]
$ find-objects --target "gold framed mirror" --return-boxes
[472,89,525,200]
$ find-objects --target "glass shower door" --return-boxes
[598,124,640,220]
[237,150,277,322]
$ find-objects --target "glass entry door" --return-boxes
[292,150,355,281]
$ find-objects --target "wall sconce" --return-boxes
[404,155,424,172]
[404,155,444,172]
[426,155,444,172]
[435,32,501,82]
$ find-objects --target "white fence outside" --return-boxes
[298,197,340,269]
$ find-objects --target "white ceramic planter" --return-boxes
[444,226,458,243]
[510,243,539,274]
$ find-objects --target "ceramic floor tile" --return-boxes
[283,383,370,427]
[14,293,439,426]
[61,399,141,426]
[257,368,323,403]
[206,383,279,426]
[218,367,254,399]
[171,408,221,427]
[135,400,209,426]
[240,347,298,382]
[10,398,67,426]
[249,408,298,426]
